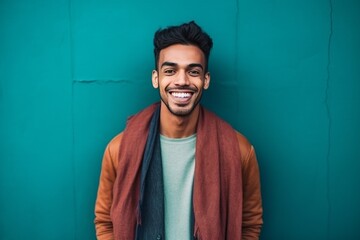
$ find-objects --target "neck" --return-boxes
[159,103,200,138]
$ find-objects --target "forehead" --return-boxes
[158,44,205,68]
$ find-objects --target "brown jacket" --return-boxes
[95,133,262,240]
[95,130,263,239]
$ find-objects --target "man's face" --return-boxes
[152,44,210,117]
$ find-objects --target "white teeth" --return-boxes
[172,92,191,98]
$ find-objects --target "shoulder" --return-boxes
[201,106,254,158]
[234,131,257,170]
[107,132,124,153]
[235,131,253,156]
[104,132,124,170]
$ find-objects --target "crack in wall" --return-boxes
[325,0,333,238]
[235,0,239,72]
[68,0,77,239]
[73,79,133,84]
[235,0,240,115]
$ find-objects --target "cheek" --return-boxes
[159,77,172,88]
[158,82,168,93]
[196,78,206,88]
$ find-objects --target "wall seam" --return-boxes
[325,0,333,238]
[235,0,239,72]
[73,79,133,84]
[235,0,240,114]
[68,0,77,239]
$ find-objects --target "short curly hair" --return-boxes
[153,21,213,72]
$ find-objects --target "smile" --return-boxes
[171,92,192,98]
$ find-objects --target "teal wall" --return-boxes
[1,0,359,239]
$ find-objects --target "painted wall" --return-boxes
[1,0,359,239]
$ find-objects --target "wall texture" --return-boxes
[1,0,359,239]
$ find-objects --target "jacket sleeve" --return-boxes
[94,134,123,240]
[237,134,263,239]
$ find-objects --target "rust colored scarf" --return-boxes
[111,103,243,239]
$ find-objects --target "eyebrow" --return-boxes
[188,63,204,70]
[161,62,177,68]
[160,62,204,70]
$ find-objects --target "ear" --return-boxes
[203,72,210,90]
[152,70,159,88]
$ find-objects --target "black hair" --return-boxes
[153,21,213,72]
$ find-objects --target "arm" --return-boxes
[94,134,123,240]
[238,134,263,239]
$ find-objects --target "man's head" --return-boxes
[153,21,213,72]
[151,22,213,117]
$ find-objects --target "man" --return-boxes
[95,21,263,240]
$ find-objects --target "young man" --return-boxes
[95,21,263,240]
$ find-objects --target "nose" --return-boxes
[174,70,190,86]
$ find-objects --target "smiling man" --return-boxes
[94,21,263,240]
[153,44,209,119]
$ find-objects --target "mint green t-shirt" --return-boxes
[160,134,196,240]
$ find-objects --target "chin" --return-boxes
[171,110,193,117]
[168,104,198,117]
[160,96,200,117]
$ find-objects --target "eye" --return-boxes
[189,69,201,77]
[164,69,175,75]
